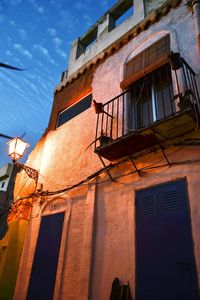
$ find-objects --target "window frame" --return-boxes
[56,93,92,128]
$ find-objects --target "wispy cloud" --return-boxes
[52,37,63,48]
[58,10,77,30]
[0,72,26,98]
[13,44,32,59]
[8,19,15,26]
[30,0,45,14]
[48,27,57,37]
[51,36,67,60]
[74,2,86,10]
[6,50,12,56]
[10,0,22,5]
[55,48,67,60]
[34,44,58,66]
[83,14,92,27]
[18,28,27,40]
[22,77,40,95]
[37,6,44,14]
[100,0,109,8]
[50,0,62,8]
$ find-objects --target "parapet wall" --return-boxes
[67,0,146,77]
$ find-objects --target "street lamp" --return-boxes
[7,137,39,183]
[7,137,29,163]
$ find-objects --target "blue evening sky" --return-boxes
[0,0,117,166]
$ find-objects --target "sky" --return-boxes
[0,0,117,166]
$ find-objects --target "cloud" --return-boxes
[22,77,40,95]
[58,11,77,30]
[34,44,58,66]
[30,0,44,14]
[52,37,63,48]
[50,0,62,8]
[37,6,44,14]
[83,14,92,27]
[18,28,27,40]
[6,50,12,56]
[0,72,26,98]
[100,0,109,8]
[10,0,22,5]
[74,2,86,10]
[48,27,57,37]
[13,44,32,59]
[8,19,15,26]
[55,48,67,60]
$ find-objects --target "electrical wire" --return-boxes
[15,144,198,199]
[1,143,200,218]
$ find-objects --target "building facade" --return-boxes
[3,0,200,299]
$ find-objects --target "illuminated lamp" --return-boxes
[7,137,29,163]
[7,137,39,183]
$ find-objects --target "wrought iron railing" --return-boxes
[95,58,200,150]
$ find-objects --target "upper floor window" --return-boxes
[1,181,5,188]
[121,35,171,90]
[111,0,133,27]
[56,93,92,128]
[121,35,173,130]
[128,63,174,130]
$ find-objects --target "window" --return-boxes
[110,0,133,28]
[128,64,174,130]
[121,35,173,130]
[56,93,92,128]
[1,181,5,188]
[115,5,133,27]
[121,35,170,89]
[76,27,98,58]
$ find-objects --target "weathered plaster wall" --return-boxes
[67,0,145,77]
[144,0,168,15]
[13,3,200,300]
[90,148,200,299]
[41,3,199,191]
[14,148,200,300]
[92,2,199,108]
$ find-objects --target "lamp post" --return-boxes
[7,137,39,183]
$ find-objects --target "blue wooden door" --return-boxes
[136,179,199,300]
[26,212,64,300]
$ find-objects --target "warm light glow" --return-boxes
[7,137,29,162]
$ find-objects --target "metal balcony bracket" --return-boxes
[128,156,144,178]
[150,125,167,142]
[159,144,171,167]
[150,127,171,167]
[97,154,115,182]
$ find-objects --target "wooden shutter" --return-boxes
[120,35,170,89]
[27,212,64,299]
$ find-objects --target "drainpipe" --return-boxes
[192,0,200,55]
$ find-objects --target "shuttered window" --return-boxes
[120,35,170,89]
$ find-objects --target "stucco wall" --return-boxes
[14,148,200,300]
[24,4,198,191]
[13,3,200,300]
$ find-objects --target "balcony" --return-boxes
[94,58,200,161]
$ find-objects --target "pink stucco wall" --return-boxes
[13,3,200,300]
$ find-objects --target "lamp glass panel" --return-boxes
[7,137,29,161]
